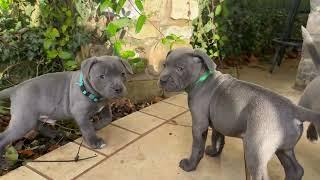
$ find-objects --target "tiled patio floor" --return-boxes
[2,62,320,180]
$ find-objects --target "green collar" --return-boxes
[78,73,102,103]
[185,71,213,93]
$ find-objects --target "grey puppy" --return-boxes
[0,56,133,164]
[298,26,320,142]
[159,47,320,180]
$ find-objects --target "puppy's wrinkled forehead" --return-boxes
[94,56,123,73]
[166,48,194,65]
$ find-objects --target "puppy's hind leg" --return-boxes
[205,129,225,157]
[276,149,304,180]
[244,138,277,180]
[0,111,38,162]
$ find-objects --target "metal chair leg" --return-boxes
[270,0,302,73]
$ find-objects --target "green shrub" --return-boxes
[191,0,308,61]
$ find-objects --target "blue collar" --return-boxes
[78,73,102,103]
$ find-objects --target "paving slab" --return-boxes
[139,101,187,120]
[1,166,46,180]
[75,125,139,156]
[77,124,247,180]
[27,142,105,180]
[168,111,192,127]
[112,111,165,134]
[162,93,189,109]
[76,123,320,180]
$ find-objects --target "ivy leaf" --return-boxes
[58,51,73,60]
[112,18,130,29]
[114,40,122,56]
[116,0,126,14]
[66,10,72,17]
[44,39,53,50]
[64,60,78,70]
[213,51,219,57]
[5,146,18,162]
[61,25,68,33]
[161,38,168,45]
[121,50,136,59]
[135,0,144,11]
[129,57,142,64]
[203,21,213,33]
[100,0,113,12]
[166,34,178,40]
[46,28,60,39]
[213,34,220,40]
[106,22,118,37]
[135,14,146,33]
[47,50,58,59]
[215,5,222,16]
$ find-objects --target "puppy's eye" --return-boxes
[121,72,126,77]
[99,74,105,79]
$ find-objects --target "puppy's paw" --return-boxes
[87,137,106,149]
[205,145,223,157]
[179,158,196,172]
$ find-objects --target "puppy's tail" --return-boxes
[0,87,14,99]
[296,106,320,142]
[301,26,320,73]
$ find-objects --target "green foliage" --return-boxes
[0,0,160,89]
[191,0,308,60]
[0,0,12,12]
[5,146,18,164]
[135,14,146,33]
[161,34,185,50]
[0,0,95,88]
[39,0,92,71]
[100,0,147,71]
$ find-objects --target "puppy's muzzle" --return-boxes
[159,75,170,87]
[112,85,124,95]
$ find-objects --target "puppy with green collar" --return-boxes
[160,47,320,180]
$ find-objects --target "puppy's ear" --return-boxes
[193,49,216,72]
[166,50,172,58]
[120,59,134,74]
[81,56,98,77]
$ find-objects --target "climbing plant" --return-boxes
[191,0,308,62]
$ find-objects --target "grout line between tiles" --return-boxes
[72,109,188,179]
[138,111,169,121]
[161,100,189,110]
[71,141,109,157]
[25,165,53,180]
[110,124,142,135]
[167,122,192,128]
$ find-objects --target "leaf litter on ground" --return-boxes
[0,96,163,176]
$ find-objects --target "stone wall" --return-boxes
[123,0,198,76]
[120,0,198,102]
[295,0,320,89]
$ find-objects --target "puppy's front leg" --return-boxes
[94,104,112,130]
[180,113,209,172]
[74,114,106,149]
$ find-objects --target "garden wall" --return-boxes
[121,0,198,101]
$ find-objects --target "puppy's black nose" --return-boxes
[160,79,167,85]
[114,87,123,94]
[160,76,168,85]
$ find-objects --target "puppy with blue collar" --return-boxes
[0,56,133,166]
